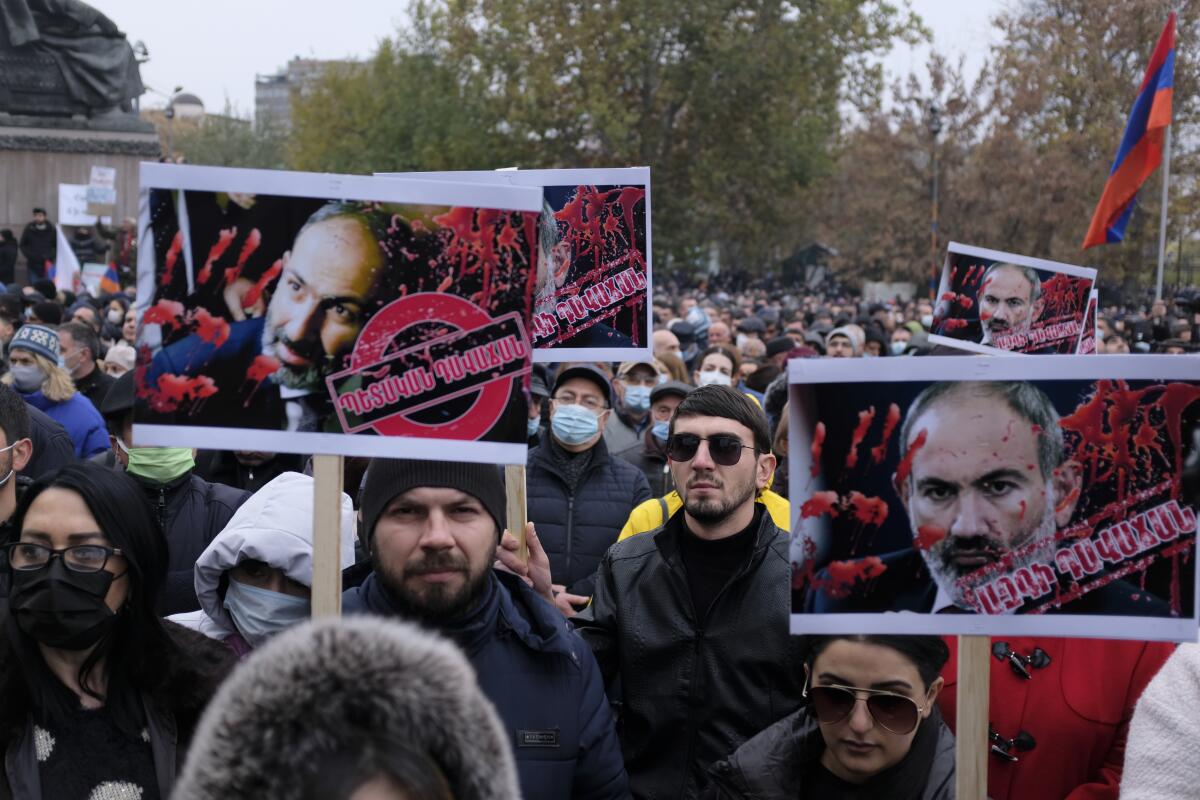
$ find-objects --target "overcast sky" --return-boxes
[98,0,1005,115]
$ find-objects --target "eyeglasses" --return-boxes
[667,433,756,466]
[552,393,608,413]
[2,541,124,574]
[804,682,925,735]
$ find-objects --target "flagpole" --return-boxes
[1155,124,1173,302]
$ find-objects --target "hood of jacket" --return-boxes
[191,471,356,637]
[171,616,520,800]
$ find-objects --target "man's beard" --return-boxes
[918,488,1058,612]
[681,470,757,525]
[374,545,494,628]
[260,322,334,391]
[982,317,1029,344]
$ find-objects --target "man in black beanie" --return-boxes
[343,458,628,800]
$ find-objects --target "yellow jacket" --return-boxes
[617,488,791,541]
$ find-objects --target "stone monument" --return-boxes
[0,0,159,279]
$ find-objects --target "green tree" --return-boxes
[173,101,289,169]
[290,1,925,271]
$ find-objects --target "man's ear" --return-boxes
[756,451,777,491]
[11,438,31,473]
[1031,297,1046,324]
[923,676,945,716]
[1052,460,1083,527]
[893,473,911,516]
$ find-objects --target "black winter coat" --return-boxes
[18,224,54,275]
[702,706,955,800]
[573,509,806,799]
[0,618,234,800]
[0,241,16,285]
[135,472,250,615]
[615,432,675,497]
[343,570,630,799]
[527,433,651,597]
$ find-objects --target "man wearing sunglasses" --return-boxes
[574,384,805,799]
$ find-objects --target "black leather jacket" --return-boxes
[573,509,805,799]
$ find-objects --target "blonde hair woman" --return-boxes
[4,324,109,457]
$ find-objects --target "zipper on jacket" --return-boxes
[677,517,772,800]
[565,496,574,588]
[156,486,167,533]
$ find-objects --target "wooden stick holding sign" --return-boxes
[505,464,529,564]
[311,454,345,617]
[955,635,990,800]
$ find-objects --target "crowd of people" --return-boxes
[0,234,1195,799]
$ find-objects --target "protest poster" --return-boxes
[133,163,543,465]
[59,184,111,226]
[788,355,1200,642]
[382,168,652,362]
[927,242,1096,355]
[86,165,118,215]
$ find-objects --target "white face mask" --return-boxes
[920,314,933,329]
[891,341,908,356]
[697,369,732,387]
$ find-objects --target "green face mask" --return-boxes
[126,446,195,483]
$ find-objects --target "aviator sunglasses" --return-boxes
[803,681,926,735]
[666,433,756,466]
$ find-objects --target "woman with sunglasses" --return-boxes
[0,462,234,799]
[703,634,954,799]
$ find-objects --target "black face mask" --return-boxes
[8,558,117,650]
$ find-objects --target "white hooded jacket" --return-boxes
[168,471,356,640]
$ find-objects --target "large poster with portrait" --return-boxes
[788,356,1200,642]
[382,168,651,362]
[133,163,542,464]
[927,243,1097,356]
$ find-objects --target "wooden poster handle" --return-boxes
[955,634,990,800]
[505,464,528,564]
[311,454,345,618]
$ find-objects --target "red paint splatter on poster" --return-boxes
[816,557,888,599]
[847,491,889,527]
[142,299,186,334]
[810,421,826,477]
[845,407,876,470]
[801,490,840,519]
[160,231,183,288]
[915,525,946,551]
[224,228,261,287]
[870,403,901,465]
[894,428,928,486]
[190,307,230,349]
[197,226,237,285]
[241,259,282,310]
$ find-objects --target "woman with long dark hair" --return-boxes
[0,462,233,799]
[705,635,954,799]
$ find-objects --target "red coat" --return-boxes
[937,636,1173,800]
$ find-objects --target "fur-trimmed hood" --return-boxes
[171,616,520,800]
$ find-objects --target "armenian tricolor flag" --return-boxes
[1082,13,1175,249]
[100,263,121,294]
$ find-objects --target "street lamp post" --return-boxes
[165,84,183,162]
[929,103,942,298]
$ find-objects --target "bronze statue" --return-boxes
[0,0,145,119]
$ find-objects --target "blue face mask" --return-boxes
[527,417,542,438]
[624,384,651,413]
[223,578,310,648]
[551,404,600,446]
[651,420,670,442]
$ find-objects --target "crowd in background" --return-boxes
[0,210,1195,798]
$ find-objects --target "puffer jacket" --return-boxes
[343,570,629,799]
[168,472,356,644]
[573,509,805,799]
[703,706,955,800]
[527,432,651,597]
[19,389,108,458]
[134,471,250,616]
[172,616,521,800]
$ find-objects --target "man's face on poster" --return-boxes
[896,388,1081,609]
[979,265,1040,344]
[261,216,384,391]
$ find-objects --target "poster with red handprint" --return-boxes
[383,168,652,362]
[928,242,1097,355]
[788,355,1200,642]
[133,163,542,464]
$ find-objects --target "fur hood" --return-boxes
[172,616,519,800]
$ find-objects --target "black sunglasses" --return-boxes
[804,683,925,735]
[666,433,756,466]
